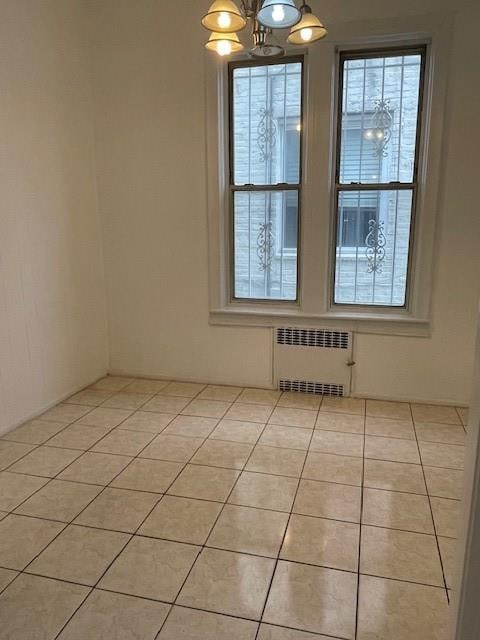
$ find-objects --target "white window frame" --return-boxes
[333,46,426,309]
[229,57,303,303]
[206,14,451,336]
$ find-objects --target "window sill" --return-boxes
[209,305,431,337]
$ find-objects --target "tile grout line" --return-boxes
[252,394,324,640]
[0,383,231,610]
[47,388,213,640]
[7,379,143,638]
[409,403,451,603]
[8,405,160,521]
[0,402,104,474]
[454,406,468,435]
[0,399,145,634]
[13,399,187,624]
[4,427,466,456]
[0,389,194,486]
[3,403,464,453]
[13,551,450,592]
[2,554,450,617]
[0,385,462,636]
[3,441,465,473]
[73,386,267,637]
[0,503,461,543]
[3,427,465,491]
[21,567,346,640]
[0,401,115,570]
[3,399,462,534]
[3,407,462,530]
[354,401,367,640]
[153,395,280,638]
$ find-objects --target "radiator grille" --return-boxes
[276,327,349,349]
[279,379,345,396]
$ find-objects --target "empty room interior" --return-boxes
[1,0,480,639]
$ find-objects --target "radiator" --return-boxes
[273,327,354,396]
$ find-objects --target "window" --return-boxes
[230,59,303,301]
[333,49,426,307]
[208,28,445,335]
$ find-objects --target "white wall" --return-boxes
[88,0,272,389]
[354,5,480,404]
[89,0,480,405]
[0,0,108,434]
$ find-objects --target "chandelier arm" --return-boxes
[241,0,260,18]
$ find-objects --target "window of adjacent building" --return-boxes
[230,59,303,301]
[333,48,426,307]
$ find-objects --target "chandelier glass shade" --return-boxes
[205,31,245,56]
[287,5,327,44]
[201,0,247,33]
[256,0,301,29]
[202,1,327,57]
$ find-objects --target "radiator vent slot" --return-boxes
[279,379,345,396]
[276,327,349,349]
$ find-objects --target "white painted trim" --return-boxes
[209,307,431,336]
[107,370,278,390]
[205,54,230,312]
[352,391,467,408]
[205,13,452,337]
[451,305,480,639]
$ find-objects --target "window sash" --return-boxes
[231,187,300,301]
[228,57,304,303]
[332,46,427,309]
[335,46,426,186]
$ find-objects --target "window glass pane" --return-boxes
[339,53,422,184]
[340,205,378,247]
[334,190,413,306]
[232,62,302,186]
[234,190,298,300]
[283,194,298,249]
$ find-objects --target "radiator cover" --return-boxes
[273,327,353,396]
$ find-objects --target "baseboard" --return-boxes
[352,391,469,408]
[107,369,275,392]
[0,371,108,437]
[108,369,469,408]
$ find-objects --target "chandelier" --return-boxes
[202,0,327,58]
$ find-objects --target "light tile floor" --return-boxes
[0,376,468,640]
